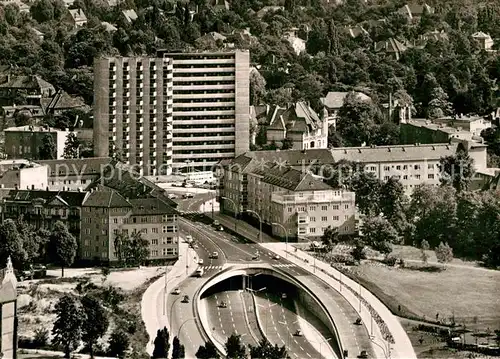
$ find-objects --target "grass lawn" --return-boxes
[352,262,500,330]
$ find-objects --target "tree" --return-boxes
[249,338,289,359]
[39,134,56,160]
[439,145,475,192]
[351,239,366,261]
[250,69,266,105]
[172,336,185,359]
[81,295,109,358]
[63,132,80,159]
[321,226,339,252]
[420,239,430,264]
[435,241,453,268]
[122,231,149,266]
[52,295,85,358]
[225,333,246,359]
[379,177,407,233]
[347,172,383,216]
[49,221,77,277]
[152,327,170,359]
[196,342,219,359]
[107,330,129,358]
[16,218,48,266]
[361,216,399,255]
[0,219,27,269]
[427,86,452,119]
[14,110,32,126]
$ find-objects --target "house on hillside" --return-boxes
[121,9,138,24]
[101,21,117,32]
[374,38,408,60]
[398,3,433,22]
[210,0,229,11]
[256,6,284,18]
[320,91,372,127]
[195,32,227,50]
[41,91,89,116]
[283,27,306,55]
[265,102,328,150]
[471,32,494,51]
[0,257,18,359]
[66,8,87,28]
[0,75,56,106]
[345,25,369,39]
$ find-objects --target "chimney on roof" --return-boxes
[31,184,34,190]
[14,184,18,190]
[46,186,49,191]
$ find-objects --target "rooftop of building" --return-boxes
[122,9,138,21]
[268,102,322,133]
[37,157,113,176]
[4,125,65,133]
[404,120,474,135]
[82,188,131,208]
[230,143,460,168]
[320,91,372,110]
[68,8,87,22]
[0,75,54,90]
[129,197,177,215]
[1,188,88,207]
[40,91,88,112]
[250,163,333,192]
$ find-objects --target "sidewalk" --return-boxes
[262,243,417,359]
[141,240,198,355]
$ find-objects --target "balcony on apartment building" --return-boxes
[271,191,355,204]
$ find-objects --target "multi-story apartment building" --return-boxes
[80,190,178,264]
[0,257,18,359]
[156,51,250,172]
[0,189,86,242]
[0,159,48,190]
[223,143,464,196]
[4,125,70,160]
[93,56,174,176]
[37,157,113,191]
[220,155,356,240]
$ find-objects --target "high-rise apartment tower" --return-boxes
[94,57,174,175]
[157,50,250,172]
[94,51,249,175]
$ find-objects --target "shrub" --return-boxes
[383,256,398,266]
[33,327,50,348]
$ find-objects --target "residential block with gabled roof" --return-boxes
[80,187,179,264]
[0,75,55,107]
[66,8,87,28]
[397,3,433,22]
[220,154,357,241]
[320,91,372,127]
[471,31,494,51]
[265,102,328,150]
[374,38,408,60]
[221,142,464,195]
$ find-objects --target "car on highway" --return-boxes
[198,258,204,265]
[193,244,199,249]
[182,295,190,303]
[359,350,368,358]
[272,254,280,260]
[211,252,219,259]
[252,252,260,260]
[172,288,181,295]
[167,193,177,199]
[294,329,302,337]
[195,267,204,277]
[217,225,224,231]
[185,235,193,243]
[182,193,194,199]
[219,301,227,308]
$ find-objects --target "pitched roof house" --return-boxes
[122,9,138,24]
[0,75,56,106]
[195,32,227,49]
[345,25,369,38]
[374,38,408,60]
[67,8,87,28]
[266,102,328,150]
[398,3,433,22]
[471,31,494,51]
[210,0,229,11]
[320,91,372,127]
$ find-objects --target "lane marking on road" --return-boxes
[306,353,312,358]
[222,329,225,334]
[300,346,304,351]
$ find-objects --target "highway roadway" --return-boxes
[166,193,372,358]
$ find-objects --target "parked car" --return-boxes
[182,295,190,303]
[217,225,224,231]
[172,288,181,295]
[252,252,260,260]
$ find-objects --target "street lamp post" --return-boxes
[271,222,288,258]
[257,302,277,333]
[221,196,238,232]
[244,209,262,242]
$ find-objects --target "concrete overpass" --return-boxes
[194,263,375,359]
